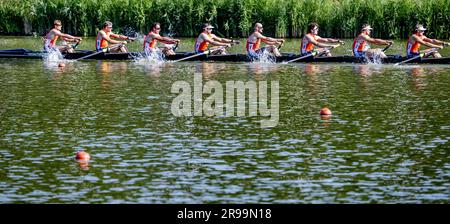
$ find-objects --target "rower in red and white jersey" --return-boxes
[143,22,180,56]
[246,23,284,59]
[96,21,130,53]
[44,20,82,53]
[300,22,342,57]
[352,24,393,59]
[194,23,236,55]
[406,24,448,58]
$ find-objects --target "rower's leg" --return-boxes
[209,47,227,55]
[163,48,176,56]
[367,49,387,59]
[268,45,281,57]
[421,48,441,58]
[317,48,331,57]
[431,52,442,58]
[119,45,128,53]
[65,46,75,53]
[57,45,72,54]
[109,44,128,53]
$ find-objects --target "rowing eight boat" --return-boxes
[1,48,449,64]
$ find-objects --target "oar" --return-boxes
[72,39,82,49]
[278,41,284,50]
[394,48,439,66]
[382,43,393,52]
[172,42,179,52]
[284,51,318,64]
[74,44,123,61]
[173,43,236,62]
[284,45,339,64]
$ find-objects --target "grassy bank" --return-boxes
[0,0,449,39]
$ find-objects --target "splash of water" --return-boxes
[123,26,138,38]
[251,50,277,64]
[134,49,166,65]
[365,51,383,65]
[166,23,176,38]
[43,48,64,66]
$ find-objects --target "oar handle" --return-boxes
[394,48,439,66]
[173,41,237,63]
[173,42,179,52]
[382,43,393,52]
[316,44,340,57]
[278,41,284,50]
[284,52,317,64]
[72,39,82,49]
[74,44,123,61]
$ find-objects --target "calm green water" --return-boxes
[0,37,449,203]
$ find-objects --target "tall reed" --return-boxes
[0,0,449,39]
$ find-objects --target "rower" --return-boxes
[96,21,130,53]
[44,20,82,53]
[301,22,342,56]
[406,24,449,58]
[353,24,393,59]
[194,23,236,55]
[246,23,284,58]
[144,22,180,56]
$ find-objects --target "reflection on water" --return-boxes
[0,59,449,203]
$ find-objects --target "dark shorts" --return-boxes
[354,51,366,58]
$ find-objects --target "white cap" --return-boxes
[416,25,426,31]
[203,23,214,29]
[362,24,373,31]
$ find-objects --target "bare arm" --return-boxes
[423,36,450,46]
[255,32,283,44]
[212,35,233,43]
[417,36,444,48]
[308,35,333,47]
[152,34,180,44]
[202,33,228,46]
[317,36,343,44]
[110,33,129,40]
[101,31,126,44]
[54,30,81,41]
[362,34,392,45]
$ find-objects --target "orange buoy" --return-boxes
[320,115,331,120]
[76,150,91,162]
[58,62,66,67]
[320,107,332,116]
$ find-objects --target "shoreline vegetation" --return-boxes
[0,0,449,39]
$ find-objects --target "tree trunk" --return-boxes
[24,18,32,35]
